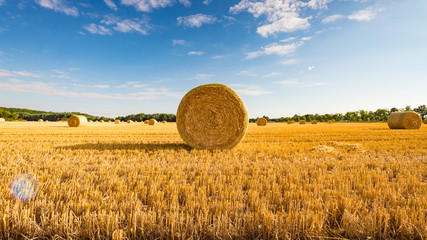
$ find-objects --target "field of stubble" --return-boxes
[0,122,426,239]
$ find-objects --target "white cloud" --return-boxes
[84,23,113,35]
[203,0,212,5]
[280,59,300,65]
[246,42,302,60]
[230,0,328,37]
[235,70,256,77]
[172,39,186,46]
[0,79,182,100]
[177,14,217,28]
[85,16,150,35]
[275,78,325,87]
[104,0,118,10]
[211,54,231,59]
[35,0,78,16]
[262,72,282,78]
[187,74,214,80]
[51,69,71,79]
[230,84,272,96]
[348,7,381,22]
[0,0,5,6]
[121,0,190,12]
[178,0,191,7]
[322,14,345,23]
[0,69,41,78]
[188,51,205,56]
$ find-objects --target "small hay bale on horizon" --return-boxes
[176,83,248,150]
[114,120,120,124]
[0,118,5,123]
[89,120,93,123]
[144,120,149,124]
[312,120,318,124]
[287,120,294,124]
[300,120,306,124]
[149,119,157,125]
[68,115,87,127]
[256,118,267,126]
[100,120,104,123]
[387,111,422,129]
[38,119,43,122]
[424,119,427,124]
[161,120,166,124]
[328,120,333,124]
[127,120,133,124]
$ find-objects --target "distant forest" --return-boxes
[0,105,425,123]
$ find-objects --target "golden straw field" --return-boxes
[0,121,426,239]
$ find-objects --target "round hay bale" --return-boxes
[256,118,267,126]
[161,120,166,124]
[68,115,88,127]
[328,120,333,124]
[148,119,157,125]
[89,120,93,123]
[387,112,422,129]
[108,120,112,123]
[100,120,104,123]
[287,120,294,124]
[144,120,149,124]
[176,83,248,150]
[38,119,43,122]
[312,120,318,124]
[300,120,306,124]
[127,120,133,124]
[424,119,427,124]
[114,120,120,124]
[0,118,5,123]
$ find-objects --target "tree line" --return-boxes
[1,105,425,123]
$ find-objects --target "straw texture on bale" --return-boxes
[114,120,120,124]
[176,83,248,150]
[300,120,306,124]
[387,112,422,129]
[256,118,268,126]
[0,118,5,123]
[68,115,88,127]
[312,120,318,124]
[144,120,149,124]
[149,119,157,125]
[38,119,43,122]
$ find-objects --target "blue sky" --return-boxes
[0,0,426,118]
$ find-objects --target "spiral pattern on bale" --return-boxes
[176,83,248,150]
[256,118,267,126]
[387,112,422,129]
[68,115,87,127]
[149,119,157,125]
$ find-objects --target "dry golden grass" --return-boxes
[0,122,426,239]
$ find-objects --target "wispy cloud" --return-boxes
[230,0,330,37]
[84,15,151,35]
[51,69,71,79]
[275,78,326,88]
[104,0,118,10]
[35,0,79,16]
[262,72,282,78]
[0,79,182,100]
[188,51,205,56]
[172,39,187,46]
[323,6,382,23]
[177,14,217,28]
[230,84,272,96]
[121,0,190,12]
[73,84,111,89]
[0,69,41,78]
[235,70,256,77]
[203,0,212,5]
[187,74,214,80]
[211,54,231,59]
[280,59,300,65]
[246,37,311,60]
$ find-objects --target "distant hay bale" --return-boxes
[100,120,104,123]
[287,120,294,124]
[38,119,43,122]
[176,83,248,150]
[127,120,133,124]
[0,118,5,123]
[300,120,306,124]
[256,118,267,126]
[108,120,112,123]
[114,120,120,124]
[68,115,87,127]
[312,120,318,124]
[89,120,93,123]
[148,119,157,125]
[161,120,166,124]
[387,112,422,129]
[424,119,427,124]
[144,120,149,124]
[328,120,333,124]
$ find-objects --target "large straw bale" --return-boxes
[256,118,267,126]
[149,119,157,125]
[176,83,248,150]
[68,115,88,127]
[387,112,422,129]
